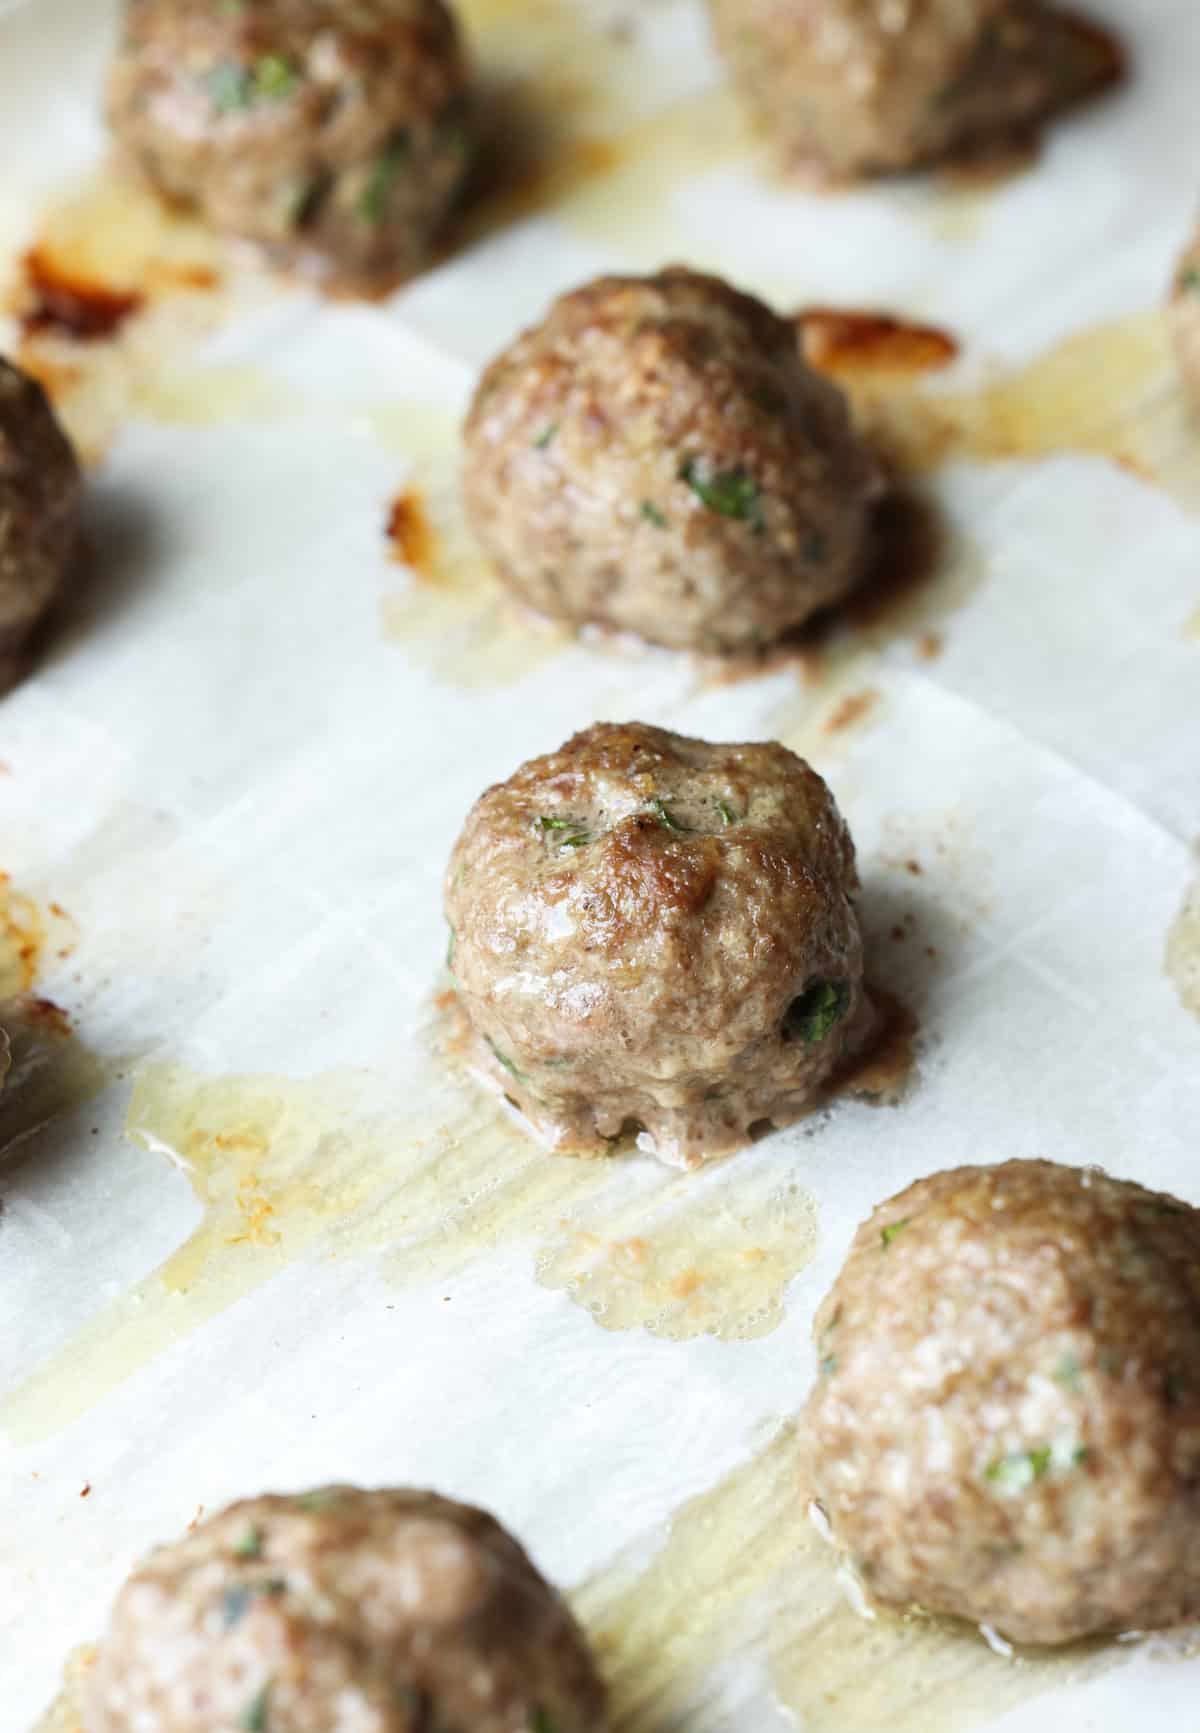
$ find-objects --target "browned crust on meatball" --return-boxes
[83,1486,606,1733]
[806,1159,1200,1645]
[709,0,1123,181]
[106,0,473,288]
[462,268,880,653]
[0,358,82,694]
[445,722,865,1167]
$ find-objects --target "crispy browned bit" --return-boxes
[18,247,144,343]
[385,490,436,579]
[797,309,960,377]
[822,689,879,736]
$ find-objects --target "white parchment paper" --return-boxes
[1,0,1199,1727]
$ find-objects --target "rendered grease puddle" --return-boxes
[1166,870,1200,1024]
[577,1424,1136,1733]
[2,981,916,1441]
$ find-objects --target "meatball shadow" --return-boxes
[455,76,606,247]
[856,863,964,1026]
[40,482,168,674]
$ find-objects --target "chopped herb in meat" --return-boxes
[533,423,558,449]
[986,1447,1052,1491]
[240,1683,273,1732]
[233,1525,264,1560]
[1054,1350,1082,1391]
[537,816,592,850]
[208,55,298,113]
[446,926,456,972]
[222,1580,286,1629]
[820,1353,838,1377]
[804,529,828,562]
[486,1038,526,1083]
[880,1217,910,1250]
[678,458,765,532]
[359,133,411,223]
[295,1490,340,1512]
[531,1711,556,1733]
[717,800,736,827]
[785,978,850,1044]
[651,797,684,831]
[1181,267,1200,293]
[640,501,669,528]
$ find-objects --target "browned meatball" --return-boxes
[0,358,82,694]
[445,722,865,1167]
[1170,226,1200,408]
[83,1485,606,1733]
[709,0,1123,181]
[462,268,880,653]
[107,0,473,288]
[805,1159,1200,1646]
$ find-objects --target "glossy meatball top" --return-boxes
[448,722,857,1056]
[445,723,864,1163]
[84,1486,605,1733]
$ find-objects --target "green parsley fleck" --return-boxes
[717,800,736,827]
[986,1447,1052,1491]
[208,62,252,112]
[678,458,765,532]
[1181,267,1200,294]
[533,423,558,449]
[1053,1350,1082,1391]
[531,1711,556,1733]
[486,1038,526,1084]
[537,816,592,850]
[208,55,298,113]
[252,54,297,100]
[880,1217,910,1250]
[640,501,669,528]
[222,1580,286,1629]
[820,1353,838,1377]
[233,1525,264,1560]
[651,797,684,831]
[241,1683,272,1733]
[786,979,850,1045]
[359,132,411,223]
[294,1490,340,1512]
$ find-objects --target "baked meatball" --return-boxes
[462,268,880,653]
[709,0,1122,181]
[1170,226,1200,408]
[107,0,473,287]
[806,1159,1200,1646]
[83,1485,606,1733]
[445,722,865,1167]
[0,358,82,694]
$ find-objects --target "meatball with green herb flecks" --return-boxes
[709,0,1123,181]
[445,722,866,1167]
[107,0,473,289]
[0,357,82,694]
[83,1485,606,1733]
[806,1159,1200,1646]
[462,268,881,653]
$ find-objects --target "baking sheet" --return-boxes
[1,0,1200,1727]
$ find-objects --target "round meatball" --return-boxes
[445,722,865,1167]
[805,1159,1200,1646]
[83,1485,606,1733]
[709,0,1123,180]
[0,358,82,694]
[462,268,880,653]
[1170,226,1200,408]
[107,0,473,287]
